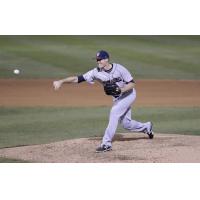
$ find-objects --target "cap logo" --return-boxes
[96,52,100,57]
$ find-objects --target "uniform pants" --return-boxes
[102,88,147,147]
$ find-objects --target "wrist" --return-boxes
[61,79,66,84]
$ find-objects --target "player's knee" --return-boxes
[122,120,132,130]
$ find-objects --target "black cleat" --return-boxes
[148,131,154,139]
[144,122,154,139]
[96,145,112,153]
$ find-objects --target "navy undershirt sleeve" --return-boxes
[77,75,86,83]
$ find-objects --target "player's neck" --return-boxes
[104,63,112,71]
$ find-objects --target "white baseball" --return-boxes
[14,69,20,74]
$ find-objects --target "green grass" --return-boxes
[0,106,199,149]
[0,35,200,79]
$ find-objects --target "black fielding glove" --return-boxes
[104,82,121,97]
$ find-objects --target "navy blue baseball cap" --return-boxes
[96,50,110,61]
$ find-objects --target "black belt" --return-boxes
[114,89,133,99]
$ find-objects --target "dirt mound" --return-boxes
[0,133,200,163]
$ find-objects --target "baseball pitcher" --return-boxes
[53,50,154,153]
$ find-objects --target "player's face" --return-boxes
[97,58,109,68]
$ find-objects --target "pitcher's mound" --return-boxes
[0,133,200,163]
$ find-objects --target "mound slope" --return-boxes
[0,133,200,163]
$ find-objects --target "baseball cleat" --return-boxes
[144,122,154,139]
[96,145,112,153]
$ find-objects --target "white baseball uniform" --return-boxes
[78,63,150,147]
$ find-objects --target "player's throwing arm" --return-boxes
[53,76,78,90]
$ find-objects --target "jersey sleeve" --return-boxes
[119,65,135,83]
[82,69,95,84]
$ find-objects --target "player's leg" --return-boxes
[120,108,154,138]
[101,101,128,146]
[96,105,121,152]
[98,92,136,151]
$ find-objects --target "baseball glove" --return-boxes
[103,82,121,97]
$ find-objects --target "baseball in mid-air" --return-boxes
[13,69,20,74]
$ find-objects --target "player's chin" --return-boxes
[98,65,104,69]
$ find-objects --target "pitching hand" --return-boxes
[53,80,62,90]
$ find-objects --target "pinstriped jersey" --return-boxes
[82,63,134,88]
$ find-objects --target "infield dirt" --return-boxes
[0,79,200,107]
